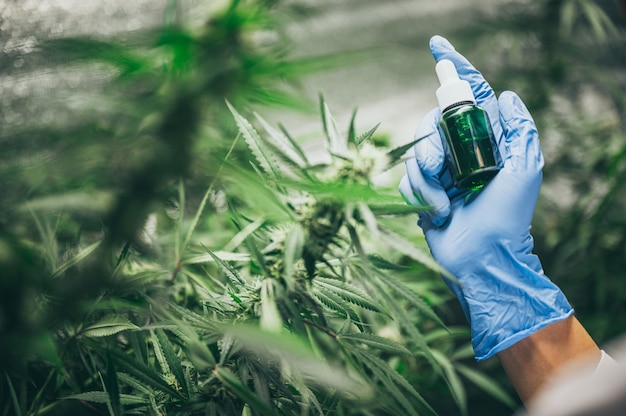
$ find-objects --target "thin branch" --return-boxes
[303,319,337,339]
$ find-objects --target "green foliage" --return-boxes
[0,1,513,415]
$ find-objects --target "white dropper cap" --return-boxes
[435,59,475,112]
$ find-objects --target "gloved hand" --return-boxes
[399,35,573,361]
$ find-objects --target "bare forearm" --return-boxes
[497,315,601,404]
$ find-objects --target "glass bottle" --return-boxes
[435,59,502,190]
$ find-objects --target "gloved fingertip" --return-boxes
[498,90,519,103]
[429,35,455,57]
[497,90,543,172]
[428,36,495,106]
[498,91,526,123]
[498,91,537,137]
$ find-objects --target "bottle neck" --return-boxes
[442,100,475,114]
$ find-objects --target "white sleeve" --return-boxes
[592,349,617,375]
[521,350,625,416]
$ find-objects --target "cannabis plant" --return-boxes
[52,101,508,415]
[0,1,516,415]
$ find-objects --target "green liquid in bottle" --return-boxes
[439,104,502,190]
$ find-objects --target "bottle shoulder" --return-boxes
[441,103,485,118]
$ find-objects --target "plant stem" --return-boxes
[303,319,337,339]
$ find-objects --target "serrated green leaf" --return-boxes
[254,112,307,168]
[224,324,369,397]
[215,367,278,416]
[424,327,470,344]
[22,191,114,214]
[223,216,266,252]
[192,249,246,286]
[455,363,516,408]
[41,37,146,73]
[384,137,420,170]
[278,122,310,165]
[355,350,436,416]
[183,251,251,265]
[175,180,185,261]
[432,349,467,416]
[52,240,101,277]
[378,228,455,281]
[368,203,428,215]
[5,375,21,416]
[338,333,411,355]
[376,271,446,329]
[105,352,122,416]
[320,97,347,157]
[315,277,382,313]
[63,391,149,405]
[219,334,238,366]
[559,1,576,37]
[82,315,140,338]
[355,122,380,147]
[450,343,475,361]
[222,164,292,224]
[117,373,150,395]
[283,224,304,288]
[260,279,283,333]
[357,202,379,236]
[181,132,240,258]
[312,288,344,312]
[356,264,437,369]
[347,108,358,146]
[281,178,384,204]
[249,361,272,407]
[239,227,269,277]
[181,185,212,258]
[102,347,183,400]
[367,255,409,271]
[313,288,364,330]
[154,329,190,398]
[227,101,281,180]
[257,137,314,182]
[581,1,618,41]
[165,302,220,334]
[182,338,217,372]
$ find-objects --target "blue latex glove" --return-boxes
[399,35,573,361]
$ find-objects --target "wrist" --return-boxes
[498,315,601,404]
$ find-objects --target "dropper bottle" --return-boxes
[435,59,502,190]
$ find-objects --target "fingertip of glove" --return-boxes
[497,90,543,172]
[498,90,519,108]
[498,91,531,124]
[497,90,514,102]
[429,35,455,60]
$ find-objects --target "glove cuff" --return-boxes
[466,262,573,361]
[474,308,574,361]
